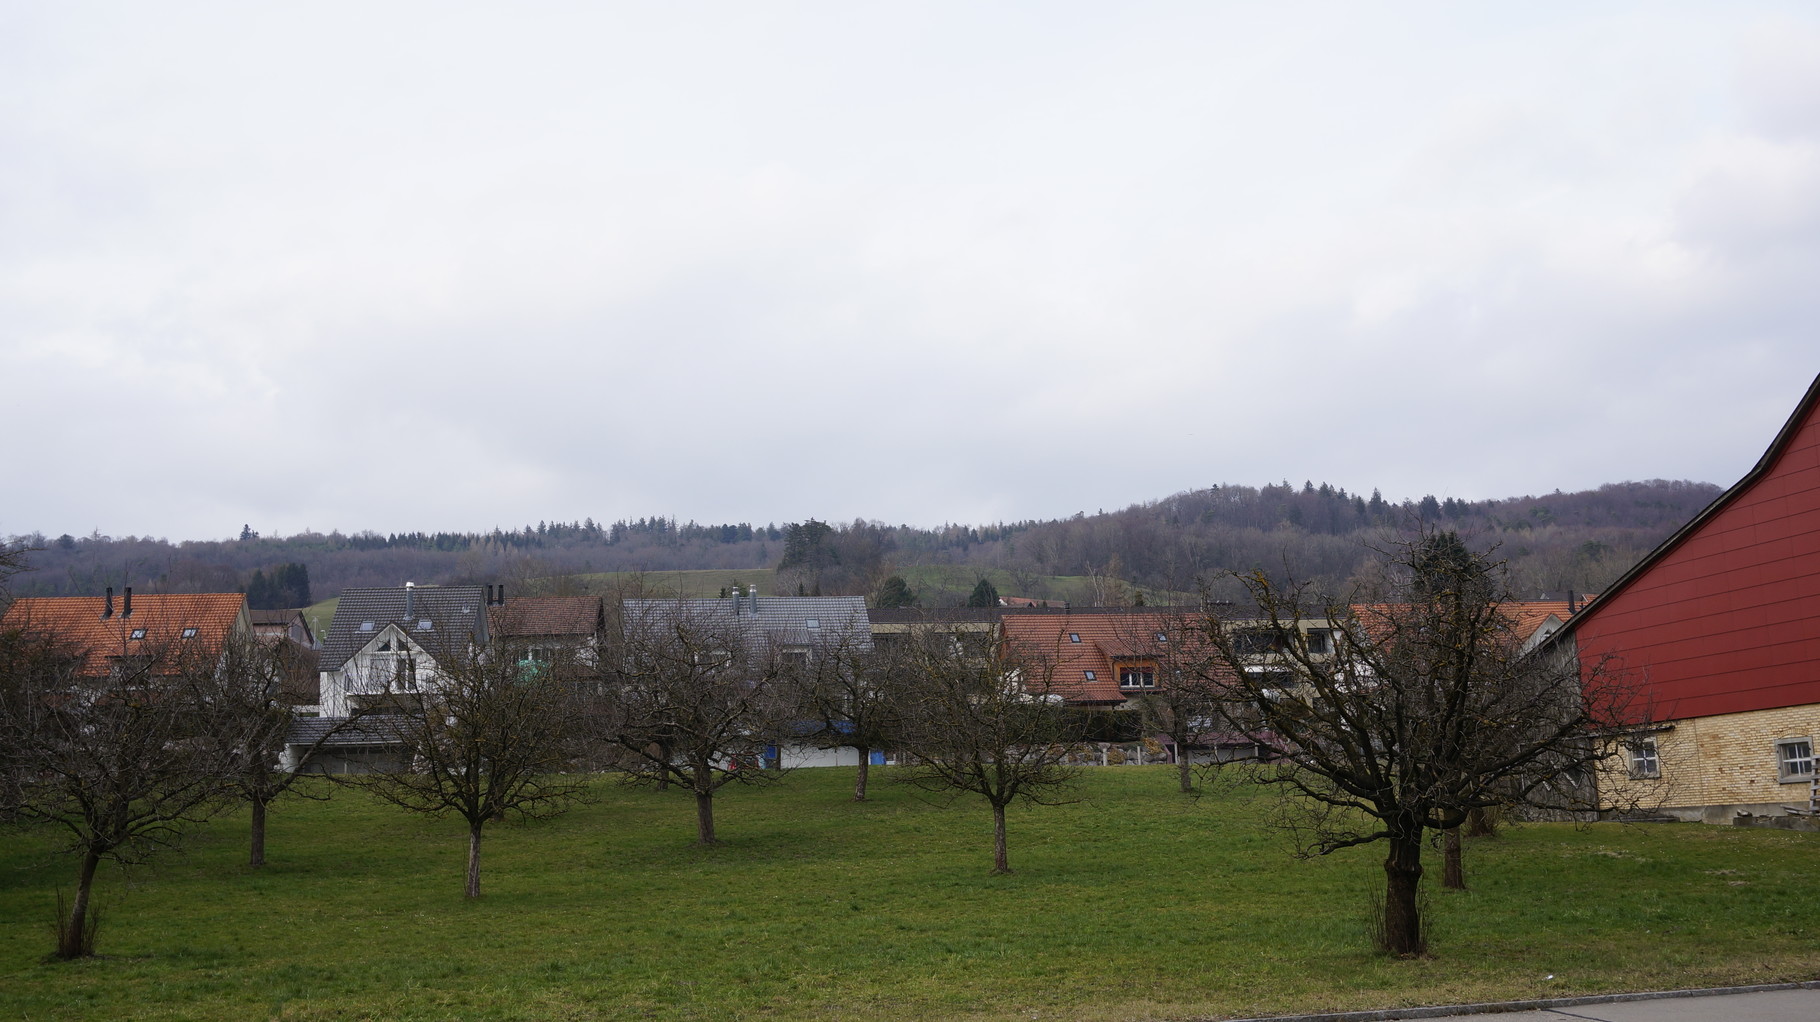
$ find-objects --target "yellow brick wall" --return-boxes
[1602,703,1820,822]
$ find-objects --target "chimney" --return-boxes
[123,587,133,618]
[102,587,114,619]
[729,583,742,614]
[1567,591,1578,615]
[749,584,759,615]
[485,584,494,606]
[496,584,505,606]
[405,581,416,619]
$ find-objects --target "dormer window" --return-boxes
[1119,667,1156,689]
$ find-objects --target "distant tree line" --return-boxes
[3,479,1720,606]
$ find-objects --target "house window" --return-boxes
[394,654,417,691]
[181,627,199,639]
[1232,631,1284,655]
[1777,739,1815,782]
[1068,633,1081,643]
[1305,629,1332,655]
[1628,738,1660,779]
[1083,670,1097,681]
[1120,668,1156,689]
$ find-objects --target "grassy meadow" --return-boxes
[1,766,1815,1021]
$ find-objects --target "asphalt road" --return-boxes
[1221,983,1820,1022]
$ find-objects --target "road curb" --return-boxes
[1214,980,1820,1022]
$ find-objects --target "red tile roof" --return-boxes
[1001,610,1208,705]
[1,593,249,677]
[487,596,603,639]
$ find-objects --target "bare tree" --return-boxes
[0,625,253,958]
[1114,610,1228,793]
[893,627,1086,873]
[605,600,793,844]
[356,627,591,898]
[793,630,903,801]
[198,636,356,866]
[1202,527,1637,956]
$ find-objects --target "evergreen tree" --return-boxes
[966,577,1000,608]
[875,575,917,608]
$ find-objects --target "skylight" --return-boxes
[181,627,199,639]
[1069,633,1081,643]
[360,621,375,632]
[805,618,820,629]
[129,628,146,640]
[417,619,433,630]
[1084,670,1097,680]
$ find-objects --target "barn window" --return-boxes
[1776,739,1815,782]
[1627,738,1660,779]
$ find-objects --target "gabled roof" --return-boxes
[623,595,870,649]
[0,593,249,677]
[1555,372,1820,642]
[319,586,488,671]
[1001,609,1196,705]
[251,608,317,647]
[488,596,603,639]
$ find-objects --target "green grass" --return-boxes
[3,768,1815,1020]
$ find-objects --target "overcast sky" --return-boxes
[5,2,1818,543]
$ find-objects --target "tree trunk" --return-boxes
[991,802,1010,874]
[853,747,871,801]
[59,847,102,959]
[466,820,483,898]
[1442,827,1465,890]
[695,789,717,845]
[1176,746,1194,793]
[250,796,268,868]
[1381,832,1426,956]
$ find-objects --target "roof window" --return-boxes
[181,627,199,639]
[359,621,375,632]
[805,618,820,629]
[1069,633,1081,643]
[1083,670,1097,680]
[129,628,147,640]
[417,619,433,631]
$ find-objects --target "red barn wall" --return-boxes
[1574,393,1820,720]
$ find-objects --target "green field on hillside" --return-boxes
[1,767,1814,1021]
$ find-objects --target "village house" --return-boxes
[0,589,253,680]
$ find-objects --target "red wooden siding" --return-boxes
[1573,388,1820,719]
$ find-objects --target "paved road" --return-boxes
[1225,983,1820,1022]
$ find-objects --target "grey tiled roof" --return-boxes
[285,714,415,748]
[623,595,870,650]
[319,586,488,671]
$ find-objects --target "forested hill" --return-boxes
[4,479,1722,606]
